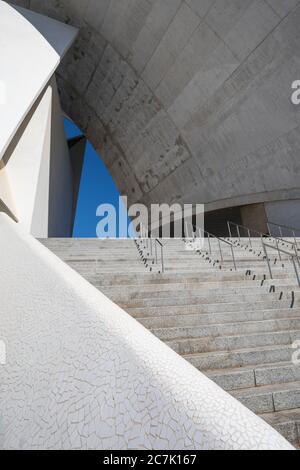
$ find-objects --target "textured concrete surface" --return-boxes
[14,0,300,212]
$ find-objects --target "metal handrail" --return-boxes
[140,223,164,273]
[267,221,300,248]
[185,222,237,271]
[227,220,270,246]
[227,220,296,250]
[154,239,164,273]
[262,240,300,287]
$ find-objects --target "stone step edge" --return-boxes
[150,316,300,339]
[183,343,293,360]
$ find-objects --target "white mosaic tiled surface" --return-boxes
[0,214,294,450]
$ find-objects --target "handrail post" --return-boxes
[208,232,212,255]
[218,239,223,262]
[140,222,143,240]
[154,240,164,274]
[147,225,149,251]
[231,245,237,271]
[275,239,282,261]
[294,244,300,268]
[248,228,252,248]
[237,225,241,242]
[262,241,273,279]
[161,244,164,273]
[279,226,283,239]
[293,230,298,250]
[228,221,232,238]
[291,256,300,287]
[267,222,271,236]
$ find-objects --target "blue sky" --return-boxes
[64,119,132,238]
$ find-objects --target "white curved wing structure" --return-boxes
[0,3,295,450]
[0,2,76,161]
[0,2,77,237]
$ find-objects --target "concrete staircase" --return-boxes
[40,237,300,448]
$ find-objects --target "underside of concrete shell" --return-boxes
[12,0,300,221]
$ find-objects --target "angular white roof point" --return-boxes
[0,1,78,162]
[13,4,78,57]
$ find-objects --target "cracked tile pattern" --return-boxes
[0,214,294,450]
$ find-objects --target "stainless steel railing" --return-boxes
[139,223,164,273]
[267,221,300,248]
[154,239,164,274]
[227,220,297,251]
[227,220,300,269]
[227,220,270,247]
[185,221,237,271]
[262,240,300,287]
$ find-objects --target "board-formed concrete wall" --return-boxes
[15,0,300,212]
[0,213,294,450]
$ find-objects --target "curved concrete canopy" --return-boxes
[21,0,300,210]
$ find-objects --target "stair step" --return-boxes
[129,300,293,318]
[151,317,300,341]
[261,409,300,445]
[255,362,300,387]
[231,381,300,414]
[184,344,293,371]
[99,277,297,292]
[102,283,299,301]
[139,308,300,329]
[119,292,293,309]
[165,330,300,355]
[206,362,300,391]
[87,270,291,286]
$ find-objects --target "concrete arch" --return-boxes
[19,0,300,216]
